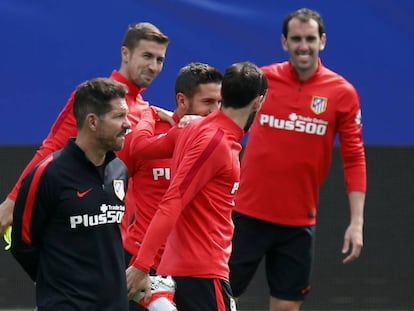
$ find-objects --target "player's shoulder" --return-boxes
[40,149,66,174]
[320,65,357,92]
[112,156,128,172]
[23,152,61,189]
[261,61,289,75]
[186,119,223,143]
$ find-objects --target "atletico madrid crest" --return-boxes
[310,96,327,114]
[113,180,125,201]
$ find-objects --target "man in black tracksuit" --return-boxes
[11,78,131,310]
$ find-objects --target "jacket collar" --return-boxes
[109,70,146,98]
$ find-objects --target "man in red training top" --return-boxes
[229,8,367,311]
[126,61,268,311]
[0,22,171,239]
[123,62,223,311]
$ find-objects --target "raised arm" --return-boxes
[129,107,181,161]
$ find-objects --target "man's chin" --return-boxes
[113,140,125,151]
[141,76,155,87]
[114,145,123,152]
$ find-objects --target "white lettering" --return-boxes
[70,216,82,228]
[295,120,306,132]
[89,215,99,226]
[69,204,125,229]
[98,213,106,224]
[260,114,269,125]
[152,168,171,180]
[316,124,327,135]
[231,182,240,194]
[284,120,294,130]
[306,122,316,134]
[83,214,89,227]
[259,113,328,136]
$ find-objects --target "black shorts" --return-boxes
[229,212,315,301]
[173,277,236,311]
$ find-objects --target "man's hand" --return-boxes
[126,266,151,301]
[342,223,363,264]
[178,114,202,128]
[153,107,176,127]
[0,198,15,235]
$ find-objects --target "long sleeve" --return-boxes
[129,107,181,161]
[133,129,226,272]
[11,156,55,281]
[337,84,367,193]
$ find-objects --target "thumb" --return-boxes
[342,237,350,253]
[143,283,152,303]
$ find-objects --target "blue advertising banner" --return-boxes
[1,0,413,144]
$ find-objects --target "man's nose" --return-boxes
[124,118,132,129]
[148,59,160,71]
[298,39,309,50]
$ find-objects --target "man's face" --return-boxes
[121,39,168,88]
[181,83,222,116]
[96,98,131,151]
[281,18,326,79]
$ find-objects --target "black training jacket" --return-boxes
[11,138,128,311]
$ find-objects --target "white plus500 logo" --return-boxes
[70,204,125,228]
[260,113,328,136]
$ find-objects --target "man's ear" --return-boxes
[176,93,188,110]
[254,95,265,111]
[320,33,327,51]
[121,46,130,63]
[86,113,99,131]
[281,34,288,51]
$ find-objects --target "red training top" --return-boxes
[123,107,180,269]
[235,60,366,226]
[134,110,244,280]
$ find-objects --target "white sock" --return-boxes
[147,297,177,311]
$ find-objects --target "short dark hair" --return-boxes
[122,22,169,51]
[221,61,267,109]
[174,62,223,98]
[73,78,128,128]
[282,8,325,38]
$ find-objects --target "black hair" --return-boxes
[174,62,223,98]
[73,78,128,129]
[282,8,325,38]
[221,61,267,109]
